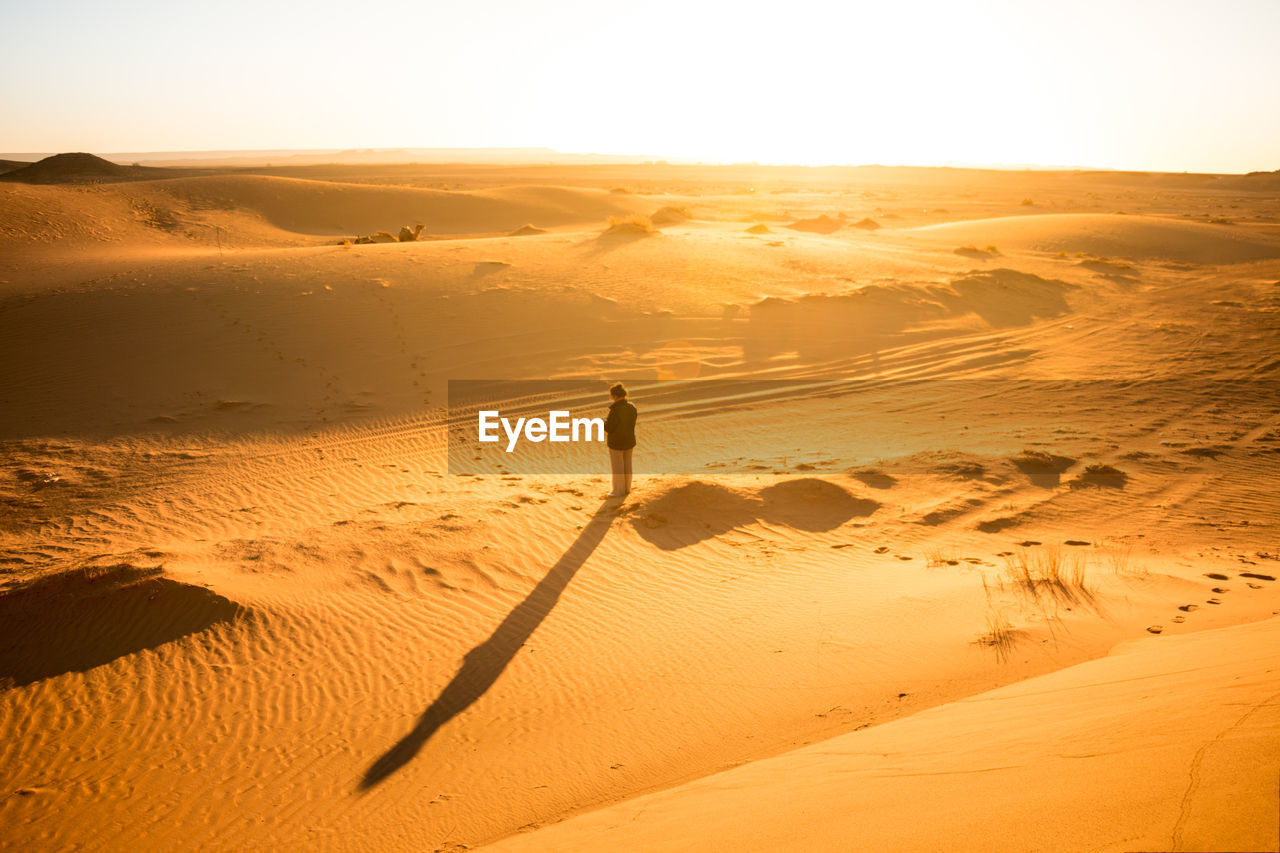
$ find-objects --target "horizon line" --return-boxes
[3,147,1276,177]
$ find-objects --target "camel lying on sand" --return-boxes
[353,224,425,244]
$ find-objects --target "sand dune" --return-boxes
[1,162,1278,851]
[0,158,34,175]
[0,152,176,184]
[153,175,649,236]
[785,214,844,234]
[0,563,242,688]
[0,174,650,259]
[487,616,1280,852]
[911,212,1280,264]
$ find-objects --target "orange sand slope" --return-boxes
[911,212,1280,264]
[488,615,1280,853]
[1,162,1279,851]
[0,174,647,251]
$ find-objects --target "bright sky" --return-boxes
[2,0,1277,172]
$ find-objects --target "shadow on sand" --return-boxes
[630,479,878,551]
[359,500,617,790]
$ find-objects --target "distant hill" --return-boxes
[0,158,32,175]
[0,152,175,184]
[0,147,668,169]
[1239,168,1280,188]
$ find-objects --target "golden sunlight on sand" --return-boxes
[1,153,1278,851]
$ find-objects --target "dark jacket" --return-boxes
[604,399,638,451]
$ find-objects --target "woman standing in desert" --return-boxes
[604,383,637,498]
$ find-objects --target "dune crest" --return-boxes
[0,564,244,688]
[486,616,1280,852]
[913,212,1280,264]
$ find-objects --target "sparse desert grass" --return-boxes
[954,244,1000,258]
[935,459,987,480]
[925,547,961,568]
[1101,540,1146,577]
[1075,462,1128,489]
[603,214,655,236]
[1012,449,1057,469]
[1000,547,1090,602]
[974,610,1021,662]
[1078,257,1133,272]
[1011,449,1077,482]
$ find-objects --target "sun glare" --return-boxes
[1,0,1277,170]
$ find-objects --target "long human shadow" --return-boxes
[359,500,617,790]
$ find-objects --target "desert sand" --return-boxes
[1,154,1279,851]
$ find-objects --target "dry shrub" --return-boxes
[975,610,1021,662]
[1001,547,1089,602]
[603,215,655,236]
[1101,540,1145,577]
[1012,449,1058,469]
[1072,462,1128,489]
[925,547,960,568]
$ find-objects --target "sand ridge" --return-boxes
[485,614,1280,852]
[910,211,1280,265]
